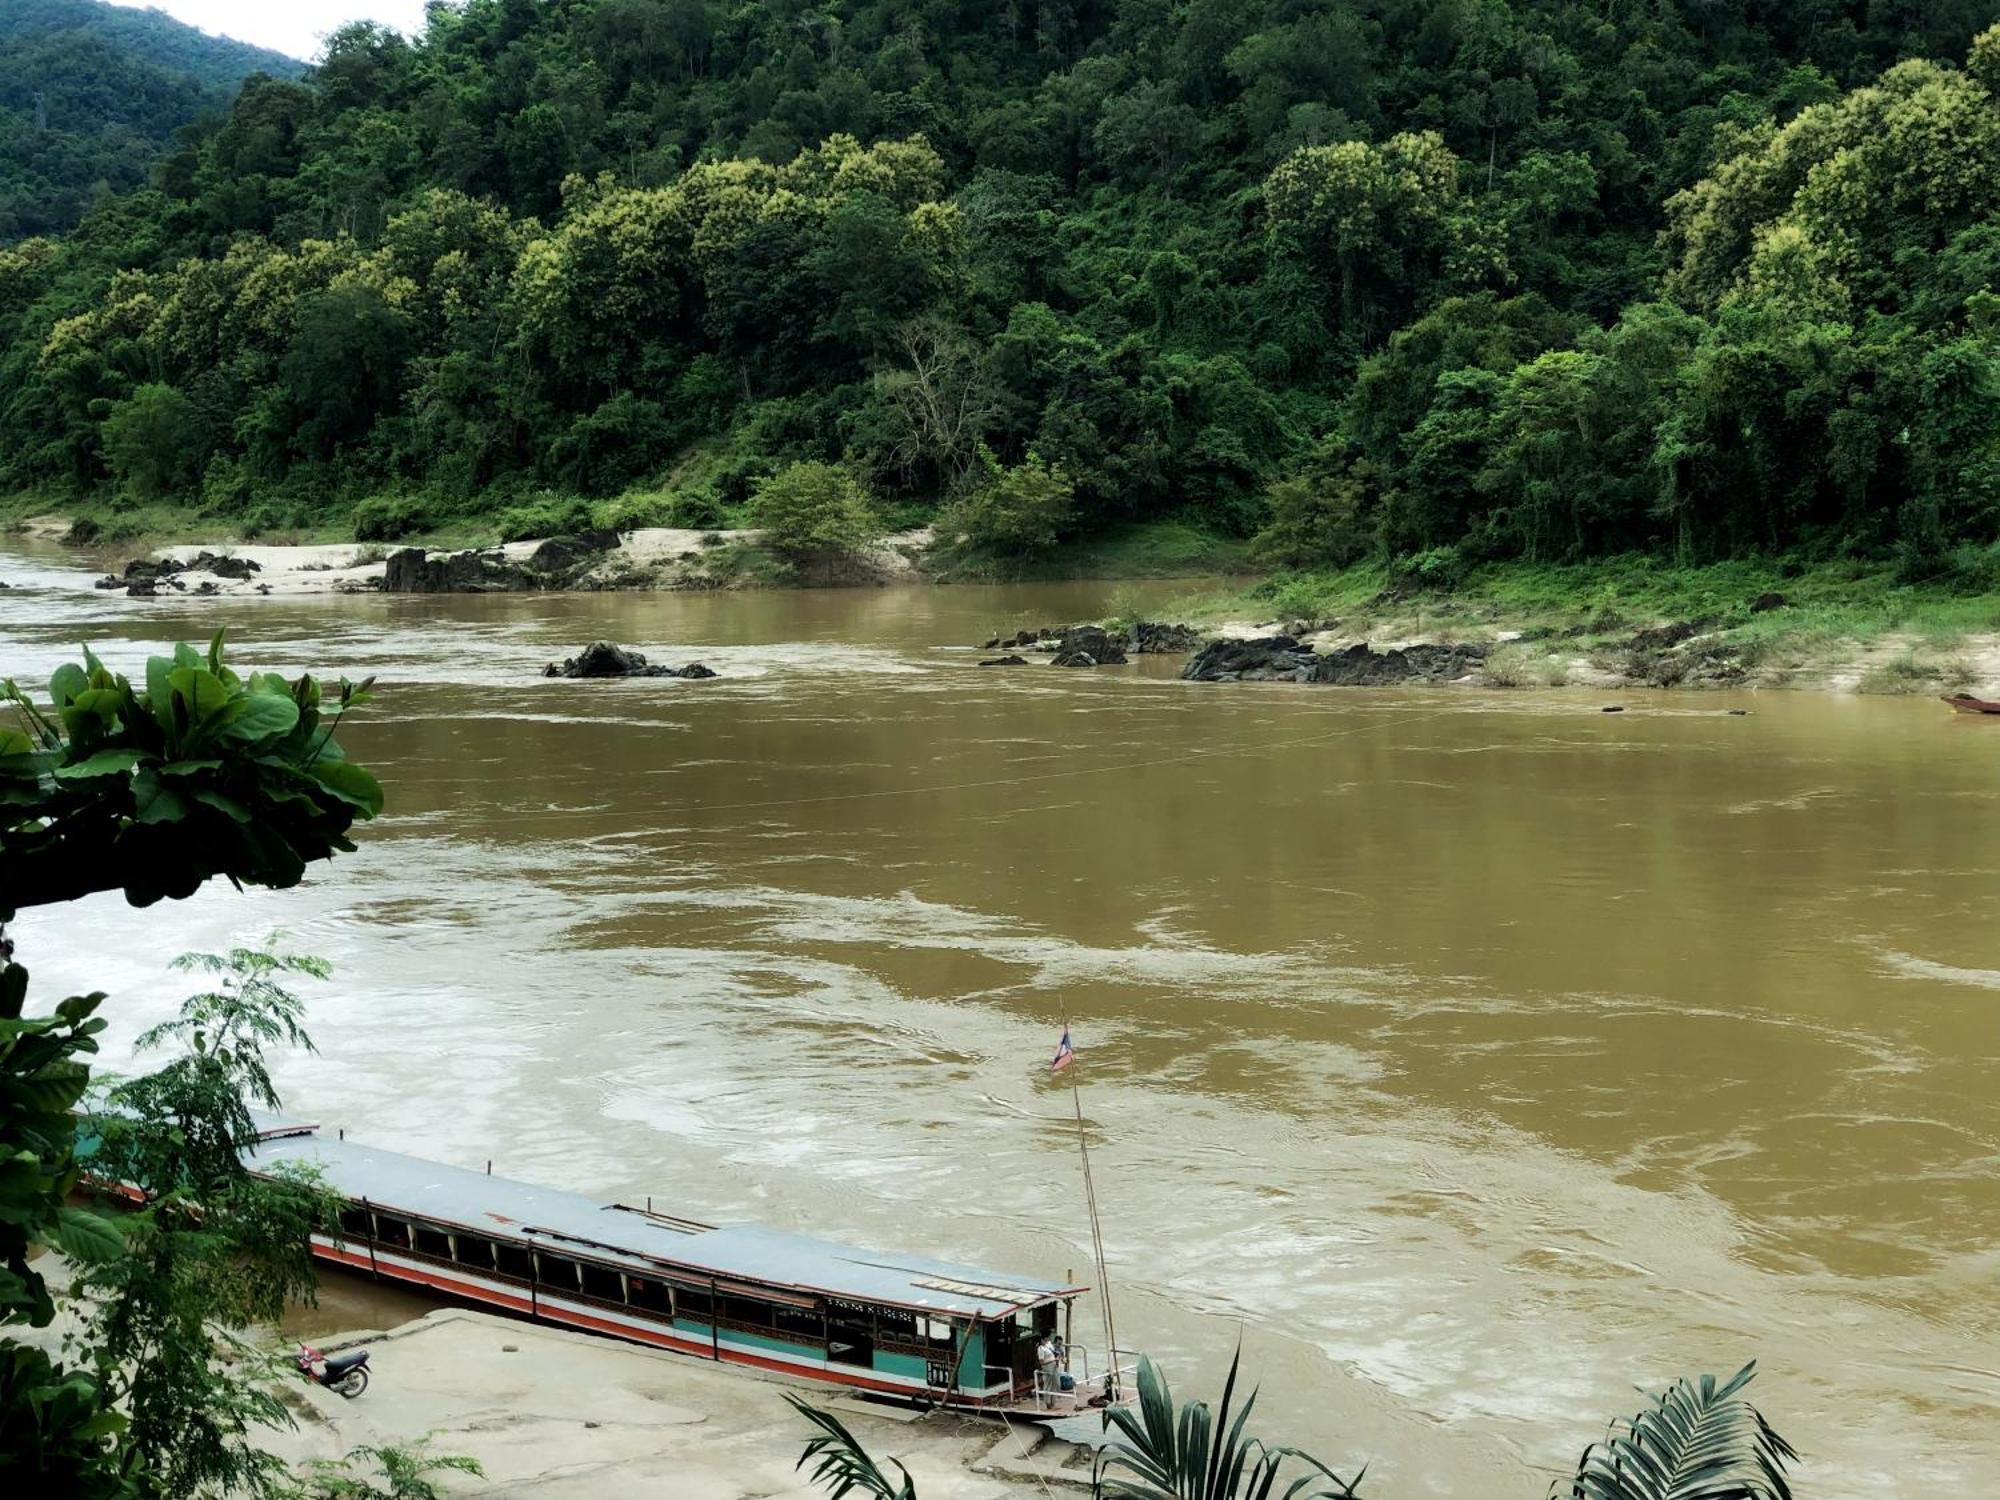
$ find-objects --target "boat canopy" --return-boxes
[247,1123,1083,1320]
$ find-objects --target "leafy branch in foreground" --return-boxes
[1096,1350,1363,1500]
[0,633,379,916]
[1553,1362,1796,1500]
[787,1394,918,1500]
[296,1439,485,1500]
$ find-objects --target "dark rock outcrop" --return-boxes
[1128,621,1203,653]
[979,655,1029,666]
[542,642,716,679]
[1050,625,1127,666]
[1749,591,1787,613]
[1626,620,1699,652]
[385,534,621,594]
[529,530,621,572]
[1183,637,1487,685]
[385,546,533,594]
[1181,636,1318,682]
[98,550,261,592]
[1309,642,1488,685]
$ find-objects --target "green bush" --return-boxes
[102,384,207,500]
[938,453,1075,558]
[748,462,879,562]
[494,494,597,542]
[351,496,426,542]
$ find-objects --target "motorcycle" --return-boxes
[296,1342,370,1398]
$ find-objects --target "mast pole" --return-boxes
[1067,1028,1120,1399]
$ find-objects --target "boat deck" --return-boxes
[247,1124,1082,1320]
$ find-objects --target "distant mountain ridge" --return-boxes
[0,0,305,239]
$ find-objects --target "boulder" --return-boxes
[1055,625,1127,665]
[529,530,621,573]
[126,578,157,598]
[1051,650,1099,667]
[384,546,536,594]
[1129,621,1203,654]
[1181,636,1317,682]
[542,642,717,680]
[979,655,1029,666]
[1310,642,1487,685]
[1625,620,1699,652]
[1749,591,1787,613]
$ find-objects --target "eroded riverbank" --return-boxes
[7,544,2000,1495]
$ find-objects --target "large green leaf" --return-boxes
[47,663,87,710]
[130,770,191,827]
[53,1207,123,1264]
[52,749,141,782]
[307,758,384,817]
[218,691,299,745]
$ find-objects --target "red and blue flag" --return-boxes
[1050,1025,1075,1072]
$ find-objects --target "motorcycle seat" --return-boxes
[322,1350,369,1376]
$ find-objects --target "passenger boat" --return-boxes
[245,1118,1131,1418]
[1942,693,2000,714]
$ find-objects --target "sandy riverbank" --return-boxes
[270,1309,1083,1498]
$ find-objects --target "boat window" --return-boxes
[876,1307,918,1341]
[454,1234,496,1269]
[1014,1309,1036,1331]
[492,1241,533,1280]
[773,1305,823,1342]
[627,1277,673,1316]
[924,1318,955,1347]
[720,1294,771,1327]
[536,1253,581,1288]
[336,1207,372,1240]
[578,1262,624,1303]
[413,1224,453,1260]
[676,1285,713,1318]
[374,1215,412,1249]
[1034,1304,1057,1334]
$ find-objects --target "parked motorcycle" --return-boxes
[296,1342,370,1398]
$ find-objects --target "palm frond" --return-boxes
[1555,1361,1798,1500]
[787,1394,919,1500]
[1097,1349,1364,1500]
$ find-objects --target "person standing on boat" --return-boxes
[1035,1332,1060,1403]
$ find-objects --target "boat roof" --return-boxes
[245,1121,1082,1320]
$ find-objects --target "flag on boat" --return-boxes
[1051,1025,1075,1072]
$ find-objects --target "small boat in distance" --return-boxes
[245,1119,1132,1418]
[1942,693,2000,715]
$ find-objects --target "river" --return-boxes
[5,542,1998,1495]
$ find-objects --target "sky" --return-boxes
[107,1,430,62]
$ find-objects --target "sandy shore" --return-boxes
[273,1310,1085,1498]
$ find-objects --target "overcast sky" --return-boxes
[108,1,430,62]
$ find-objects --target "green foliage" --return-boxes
[298,1440,485,1500]
[350,495,425,542]
[75,945,339,1500]
[749,461,879,564]
[494,494,597,544]
[939,451,1075,559]
[1097,1350,1362,1500]
[1553,1362,1796,1500]
[2,0,1999,572]
[787,1396,918,1500]
[0,635,380,916]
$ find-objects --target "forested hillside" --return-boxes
[0,0,304,240]
[3,0,1999,578]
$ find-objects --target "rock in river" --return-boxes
[1049,626,1128,667]
[543,642,716,680]
[1182,637,1487,685]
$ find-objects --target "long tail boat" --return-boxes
[1943,693,2000,714]
[246,1119,1132,1417]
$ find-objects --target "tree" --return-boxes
[0,638,379,1494]
[1554,1363,1797,1500]
[75,947,339,1499]
[938,450,1075,559]
[749,461,880,570]
[99,384,205,499]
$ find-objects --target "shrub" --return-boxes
[494,494,596,542]
[102,384,207,500]
[748,462,879,562]
[351,496,426,542]
[938,453,1075,558]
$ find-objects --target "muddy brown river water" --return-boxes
[5,542,1999,1495]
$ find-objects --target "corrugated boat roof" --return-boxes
[246,1123,1081,1319]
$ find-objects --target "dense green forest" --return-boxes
[0,0,304,240]
[3,0,1999,578]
